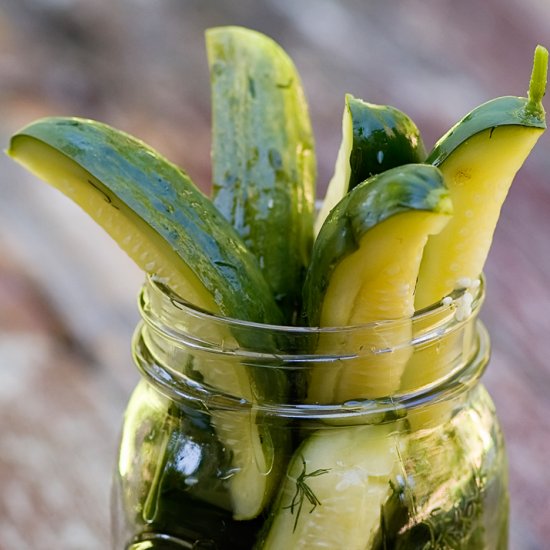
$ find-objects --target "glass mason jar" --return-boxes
[111,277,508,549]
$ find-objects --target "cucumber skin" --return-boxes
[303,164,450,326]
[347,95,426,189]
[207,27,316,321]
[427,95,546,166]
[10,117,282,325]
[314,96,425,237]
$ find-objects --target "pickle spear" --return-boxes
[8,117,282,324]
[7,116,285,520]
[207,26,316,322]
[414,45,547,310]
[304,164,452,402]
[315,94,426,234]
[259,424,400,550]
[401,45,547,398]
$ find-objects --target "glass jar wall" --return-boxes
[111,277,508,549]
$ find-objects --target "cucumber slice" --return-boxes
[315,94,426,234]
[414,45,547,309]
[207,26,316,321]
[114,381,266,547]
[258,424,401,549]
[303,164,452,402]
[8,117,282,324]
[133,323,286,521]
[8,116,285,519]
[401,46,547,398]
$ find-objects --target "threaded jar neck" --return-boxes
[132,276,489,419]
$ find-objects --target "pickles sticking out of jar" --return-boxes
[5,25,547,550]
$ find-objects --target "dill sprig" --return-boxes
[283,455,330,532]
[419,467,486,549]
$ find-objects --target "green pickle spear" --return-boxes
[315,94,426,234]
[7,117,286,521]
[415,45,547,310]
[8,117,282,323]
[401,45,548,393]
[207,26,316,322]
[304,164,452,402]
[258,424,401,550]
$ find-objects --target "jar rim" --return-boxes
[132,319,490,418]
[133,275,489,417]
[144,274,485,337]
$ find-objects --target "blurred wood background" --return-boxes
[1,0,549,548]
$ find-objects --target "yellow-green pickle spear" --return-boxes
[7,118,282,323]
[304,164,452,402]
[416,45,547,310]
[401,44,548,393]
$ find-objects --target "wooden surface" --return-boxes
[1,1,550,548]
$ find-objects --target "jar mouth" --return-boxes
[132,319,490,419]
[144,274,485,338]
[133,275,488,417]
